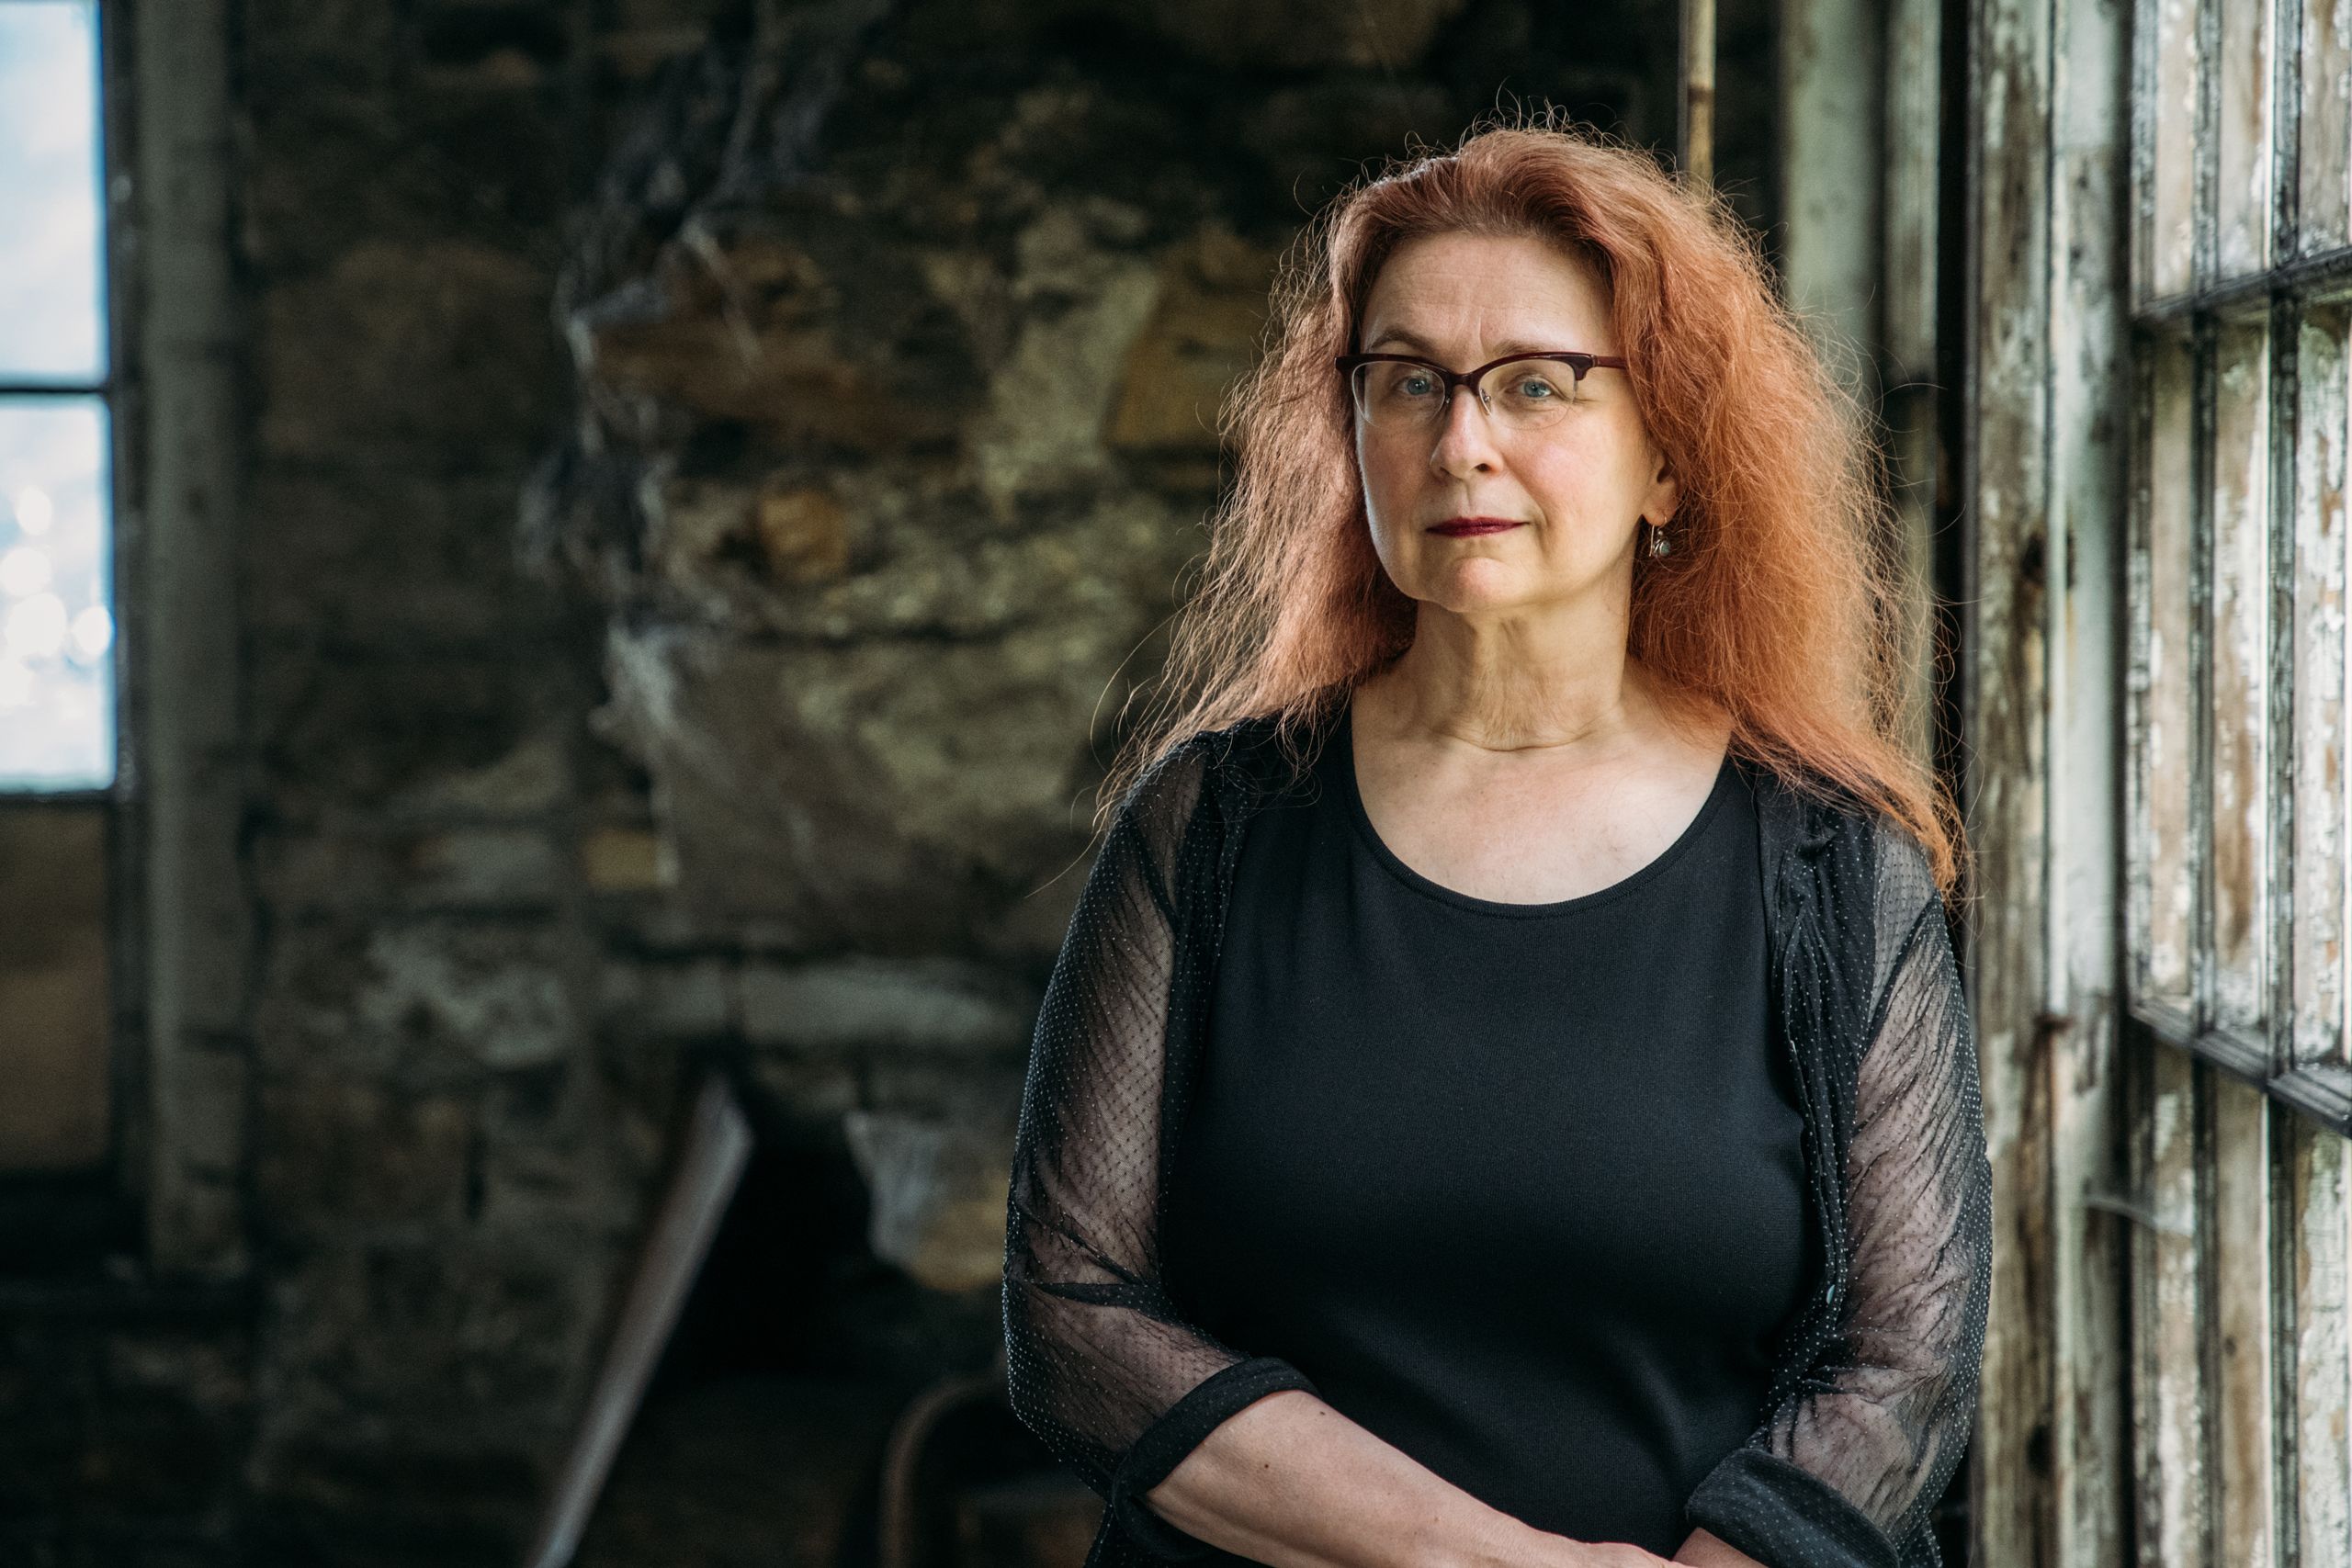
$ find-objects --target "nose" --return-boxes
[1427,384,1502,479]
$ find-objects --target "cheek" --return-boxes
[1520,434,1646,518]
[1357,442,1424,527]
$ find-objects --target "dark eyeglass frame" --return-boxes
[1332,350,1631,416]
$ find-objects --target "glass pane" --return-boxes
[2134,1045,2209,1568]
[0,398,113,789]
[2135,335,2196,1005]
[2216,0,2274,280]
[2301,0,2352,256]
[2210,1075,2276,1568]
[2287,1118,2352,1568]
[0,804,107,1171]
[2211,323,2270,1032]
[2294,305,2349,1075]
[0,0,105,383]
[2149,0,2199,298]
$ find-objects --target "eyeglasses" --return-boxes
[1334,351,1629,434]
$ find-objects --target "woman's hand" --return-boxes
[1670,1526,1766,1566]
[1543,1524,1759,1568]
[1564,1544,1678,1568]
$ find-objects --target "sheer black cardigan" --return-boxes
[1001,714,1993,1568]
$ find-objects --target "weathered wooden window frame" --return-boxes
[2125,0,2352,1139]
[0,0,124,805]
[0,0,141,1226]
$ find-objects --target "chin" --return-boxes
[1416,556,1540,614]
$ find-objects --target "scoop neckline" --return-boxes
[1335,705,1738,919]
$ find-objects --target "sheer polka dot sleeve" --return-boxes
[1687,815,1995,1568]
[1001,739,1317,1565]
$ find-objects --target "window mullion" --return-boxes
[2269,288,2301,1086]
[2192,311,2220,1040]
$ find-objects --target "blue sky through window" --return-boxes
[0,0,115,790]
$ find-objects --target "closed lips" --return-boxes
[1427,518,1527,535]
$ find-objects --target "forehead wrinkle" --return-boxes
[1361,325,1569,360]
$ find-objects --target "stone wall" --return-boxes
[7,1,1781,1562]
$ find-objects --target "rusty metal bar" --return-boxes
[2267,1094,2300,1568]
[1679,0,1714,186]
[2196,0,2222,289]
[2138,243,2352,323]
[2269,288,2301,1077]
[2194,1056,2224,1568]
[2191,310,2218,1041]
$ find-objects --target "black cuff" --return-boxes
[1685,1446,1902,1568]
[1104,1357,1320,1561]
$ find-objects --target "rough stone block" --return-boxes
[575,231,968,452]
[1106,225,1281,457]
[753,482,853,584]
[251,649,567,817]
[245,1434,546,1566]
[738,957,1034,1054]
[1122,0,1472,69]
[390,728,574,818]
[254,827,567,913]
[104,1333,252,1414]
[594,595,1183,950]
[243,0,404,77]
[71,1396,238,1518]
[254,918,576,1084]
[581,825,671,892]
[741,1057,862,1127]
[254,1078,473,1245]
[594,956,733,1038]
[243,470,561,648]
[255,1235,609,1459]
[355,924,575,1072]
[256,240,558,470]
[842,1109,1013,1292]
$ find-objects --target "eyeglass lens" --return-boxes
[1349,359,1585,431]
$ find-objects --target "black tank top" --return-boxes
[1159,708,1816,1558]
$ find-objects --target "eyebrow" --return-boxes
[1361,328,1569,359]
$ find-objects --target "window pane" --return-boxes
[2215,0,2274,281]
[0,804,107,1171]
[2211,323,2270,1032]
[0,398,113,790]
[2211,1076,2276,1567]
[2294,305,2349,1077]
[2148,0,2199,299]
[0,0,105,384]
[2301,0,2352,256]
[2287,1117,2352,1568]
[2132,1045,2208,1567]
[2134,334,2196,1006]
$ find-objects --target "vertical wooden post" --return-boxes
[1969,0,2132,1561]
[1779,0,1885,399]
[132,0,254,1278]
[1680,0,1715,186]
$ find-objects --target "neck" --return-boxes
[1367,596,1653,756]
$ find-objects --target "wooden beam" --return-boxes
[1969,0,2055,1557]
[525,1076,754,1568]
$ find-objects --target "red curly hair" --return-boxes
[1102,117,1964,901]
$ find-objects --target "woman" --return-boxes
[1001,119,1991,1568]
